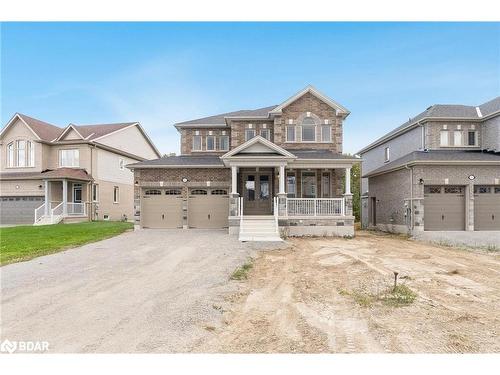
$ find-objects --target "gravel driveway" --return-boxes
[0,229,282,353]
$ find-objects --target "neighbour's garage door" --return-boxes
[474,185,500,231]
[424,186,465,231]
[141,189,183,229]
[0,196,44,225]
[188,188,229,228]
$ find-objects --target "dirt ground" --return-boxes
[197,231,500,353]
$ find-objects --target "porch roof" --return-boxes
[41,168,93,181]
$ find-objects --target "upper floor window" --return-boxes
[7,140,35,167]
[260,128,270,140]
[321,125,331,142]
[192,135,202,151]
[92,184,99,202]
[206,135,216,151]
[113,186,120,203]
[301,117,316,142]
[119,158,125,170]
[220,135,229,151]
[286,125,296,142]
[384,147,390,162]
[467,131,477,146]
[440,130,449,146]
[453,131,463,146]
[245,129,256,141]
[59,149,79,167]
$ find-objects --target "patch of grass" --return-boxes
[230,261,253,281]
[0,221,133,265]
[351,289,375,307]
[380,285,417,307]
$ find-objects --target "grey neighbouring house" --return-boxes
[358,96,500,239]
[128,85,360,241]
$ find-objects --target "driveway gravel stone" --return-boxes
[0,229,284,353]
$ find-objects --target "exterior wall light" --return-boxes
[182,177,188,183]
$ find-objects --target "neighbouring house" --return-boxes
[358,97,500,235]
[0,113,161,225]
[128,85,360,241]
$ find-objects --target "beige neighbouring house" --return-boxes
[128,85,360,241]
[0,113,161,225]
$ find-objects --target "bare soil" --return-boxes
[197,231,500,353]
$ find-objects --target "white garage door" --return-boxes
[188,188,229,228]
[141,189,183,229]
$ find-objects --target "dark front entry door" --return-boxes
[243,171,272,215]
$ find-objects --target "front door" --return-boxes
[73,183,82,203]
[243,172,272,215]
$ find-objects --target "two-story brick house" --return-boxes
[358,97,500,236]
[128,86,360,240]
[0,113,160,225]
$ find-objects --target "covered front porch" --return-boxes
[34,168,93,225]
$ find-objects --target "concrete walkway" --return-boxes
[0,229,283,353]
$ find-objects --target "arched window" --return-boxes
[7,142,14,167]
[211,189,228,195]
[145,189,161,195]
[165,189,182,195]
[301,116,316,142]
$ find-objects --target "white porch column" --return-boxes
[44,180,49,216]
[62,179,68,216]
[345,167,351,195]
[279,165,286,195]
[231,166,238,195]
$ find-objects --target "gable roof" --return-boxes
[358,96,500,155]
[270,85,350,116]
[221,135,296,159]
[72,122,138,141]
[0,113,63,141]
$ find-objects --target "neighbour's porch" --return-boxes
[34,168,93,225]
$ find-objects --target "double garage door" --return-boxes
[0,196,44,225]
[424,185,500,231]
[141,188,229,229]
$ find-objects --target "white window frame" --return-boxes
[286,125,296,142]
[440,130,449,147]
[27,141,35,167]
[7,142,14,167]
[301,123,316,142]
[92,184,99,202]
[59,149,80,167]
[219,135,229,151]
[245,129,256,141]
[453,131,463,146]
[16,140,26,167]
[321,125,331,142]
[113,186,120,203]
[119,158,125,170]
[260,128,270,140]
[206,135,216,151]
[192,135,202,151]
[384,147,390,162]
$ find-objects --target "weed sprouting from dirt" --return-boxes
[230,261,253,281]
[486,244,500,252]
[380,285,417,306]
[338,279,417,308]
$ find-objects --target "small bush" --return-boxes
[230,261,253,280]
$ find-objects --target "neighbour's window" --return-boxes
[59,149,80,167]
[92,184,99,201]
[301,117,316,142]
[454,131,463,146]
[16,140,26,167]
[286,126,296,142]
[7,142,14,167]
[219,135,229,151]
[440,131,449,146]
[206,135,216,151]
[245,129,256,141]
[192,135,202,151]
[321,125,331,142]
[27,141,35,167]
[286,173,296,198]
[119,158,125,170]
[384,147,390,162]
[113,186,120,203]
[468,131,477,146]
[260,129,270,140]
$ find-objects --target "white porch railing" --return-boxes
[284,198,345,217]
[239,197,244,226]
[34,203,46,223]
[67,202,86,216]
[51,202,64,217]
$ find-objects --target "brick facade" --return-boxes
[425,121,482,149]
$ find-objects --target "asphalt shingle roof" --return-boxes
[18,113,63,141]
[363,150,500,177]
[128,155,225,168]
[72,122,137,140]
[286,149,358,160]
[175,105,277,126]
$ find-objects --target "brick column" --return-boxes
[344,194,353,217]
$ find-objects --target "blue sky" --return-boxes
[1,22,499,154]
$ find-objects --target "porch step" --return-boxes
[239,216,282,242]
[33,214,63,226]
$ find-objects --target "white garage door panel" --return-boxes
[188,189,229,229]
[142,189,183,229]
